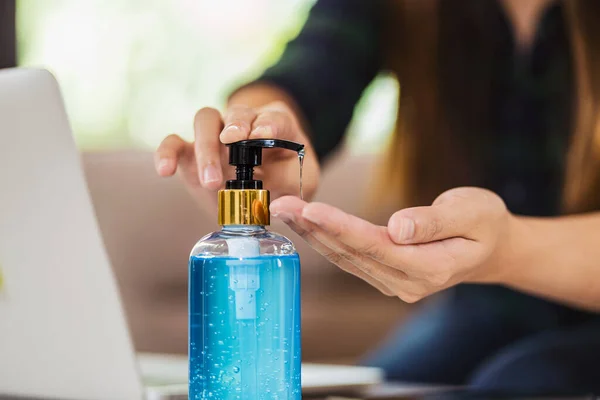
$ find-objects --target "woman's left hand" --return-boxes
[270,187,520,302]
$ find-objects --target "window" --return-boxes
[18,0,396,154]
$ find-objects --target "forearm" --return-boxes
[502,212,600,312]
[229,83,304,121]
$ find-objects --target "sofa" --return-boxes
[82,148,410,363]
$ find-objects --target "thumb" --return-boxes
[387,188,488,244]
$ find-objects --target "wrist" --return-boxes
[228,82,299,113]
[470,212,532,284]
[490,213,536,285]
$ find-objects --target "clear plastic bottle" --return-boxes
[188,139,304,400]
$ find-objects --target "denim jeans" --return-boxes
[362,284,600,393]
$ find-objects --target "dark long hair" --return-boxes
[377,0,600,214]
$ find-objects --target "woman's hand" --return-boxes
[271,187,520,302]
[154,101,319,201]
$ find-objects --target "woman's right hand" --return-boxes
[154,101,320,203]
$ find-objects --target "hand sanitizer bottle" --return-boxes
[189,139,304,400]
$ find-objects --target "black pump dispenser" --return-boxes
[226,139,305,190]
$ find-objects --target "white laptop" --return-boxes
[0,68,383,400]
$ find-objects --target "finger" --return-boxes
[155,134,189,176]
[287,215,427,302]
[193,107,224,190]
[310,225,411,288]
[301,218,447,302]
[273,197,437,302]
[298,199,459,282]
[387,201,482,245]
[387,187,501,245]
[220,105,257,143]
[271,197,395,296]
[273,197,431,300]
[300,202,397,264]
[250,107,296,141]
[295,204,412,288]
[288,219,396,296]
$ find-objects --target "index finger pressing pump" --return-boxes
[189,139,304,399]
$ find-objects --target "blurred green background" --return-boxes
[17,0,398,153]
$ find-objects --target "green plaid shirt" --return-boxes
[258,0,573,217]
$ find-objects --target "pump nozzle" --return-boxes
[230,138,305,153]
[225,139,305,190]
